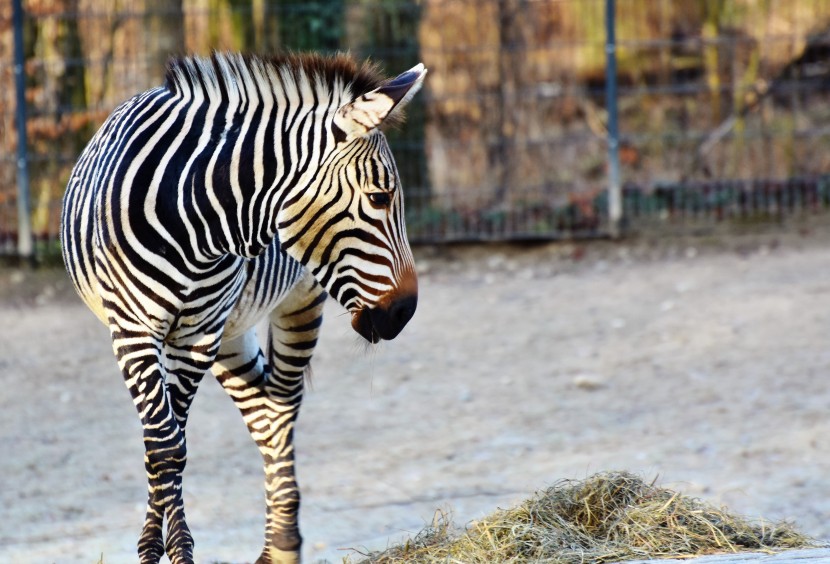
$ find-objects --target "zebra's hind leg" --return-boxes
[112,328,208,564]
[160,344,217,561]
[213,276,326,564]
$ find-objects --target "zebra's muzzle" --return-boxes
[352,294,417,343]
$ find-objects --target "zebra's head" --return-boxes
[278,62,427,343]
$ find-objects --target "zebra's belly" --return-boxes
[222,282,285,341]
[72,260,304,344]
[75,264,290,339]
[67,212,304,343]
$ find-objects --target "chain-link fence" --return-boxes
[2,0,830,257]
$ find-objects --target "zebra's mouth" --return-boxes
[353,310,382,344]
[352,294,417,343]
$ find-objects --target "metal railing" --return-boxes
[3,0,830,258]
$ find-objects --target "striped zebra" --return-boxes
[60,52,426,564]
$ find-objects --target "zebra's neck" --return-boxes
[164,53,380,259]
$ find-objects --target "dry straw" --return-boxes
[343,471,812,563]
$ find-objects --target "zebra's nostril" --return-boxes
[389,295,417,327]
[364,294,417,341]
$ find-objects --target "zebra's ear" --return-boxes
[333,63,427,143]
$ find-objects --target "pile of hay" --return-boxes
[345,472,812,563]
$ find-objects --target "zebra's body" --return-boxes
[60,52,425,564]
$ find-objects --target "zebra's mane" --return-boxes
[164,52,387,109]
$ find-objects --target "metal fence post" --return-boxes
[13,0,33,259]
[605,0,622,238]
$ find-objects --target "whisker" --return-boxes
[366,339,380,396]
[350,333,370,356]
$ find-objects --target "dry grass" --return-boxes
[343,471,814,563]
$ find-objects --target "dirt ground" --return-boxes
[2,229,830,563]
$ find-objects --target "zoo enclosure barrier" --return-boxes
[2,0,830,258]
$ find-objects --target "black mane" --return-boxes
[164,51,386,104]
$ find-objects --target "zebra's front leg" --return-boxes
[214,278,326,564]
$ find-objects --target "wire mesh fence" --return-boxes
[2,0,830,257]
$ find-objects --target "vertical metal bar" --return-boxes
[12,0,33,259]
[605,0,622,238]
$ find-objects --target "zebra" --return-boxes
[60,52,426,564]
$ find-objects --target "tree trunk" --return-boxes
[145,0,184,84]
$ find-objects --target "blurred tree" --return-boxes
[26,0,89,238]
[184,1,341,54]
[494,0,526,207]
[145,0,184,84]
[77,0,173,105]
[0,0,17,236]
[345,0,426,197]
[275,0,344,51]
[28,0,87,113]
[703,0,724,123]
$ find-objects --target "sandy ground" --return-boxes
[1,230,830,563]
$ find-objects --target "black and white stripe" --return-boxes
[61,52,426,564]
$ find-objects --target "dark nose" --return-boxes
[389,294,417,328]
[367,294,417,341]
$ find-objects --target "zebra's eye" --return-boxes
[367,192,392,208]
